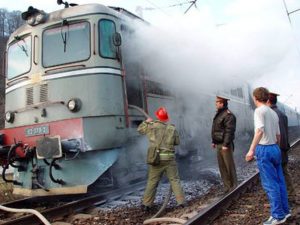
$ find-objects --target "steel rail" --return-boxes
[185,139,300,225]
[2,195,75,208]
[1,197,107,225]
[0,181,145,225]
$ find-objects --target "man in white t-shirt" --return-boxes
[245,87,290,225]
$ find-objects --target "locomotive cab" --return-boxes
[0,4,146,196]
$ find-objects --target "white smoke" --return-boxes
[125,3,294,98]
[123,0,299,173]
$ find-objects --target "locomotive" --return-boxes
[0,2,162,196]
[0,2,299,197]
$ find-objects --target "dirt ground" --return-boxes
[212,144,300,225]
[0,173,21,204]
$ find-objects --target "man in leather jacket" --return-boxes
[211,96,237,193]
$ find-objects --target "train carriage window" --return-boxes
[42,22,90,67]
[230,87,244,99]
[237,88,244,98]
[146,80,172,96]
[99,19,117,59]
[7,36,32,79]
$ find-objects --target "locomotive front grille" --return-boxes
[36,136,62,159]
[40,84,48,102]
[26,87,33,106]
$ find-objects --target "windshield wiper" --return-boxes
[14,36,29,57]
[60,20,69,52]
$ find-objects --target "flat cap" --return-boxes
[269,92,280,97]
[216,95,230,101]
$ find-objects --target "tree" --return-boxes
[7,11,23,35]
[0,9,23,128]
[0,9,8,37]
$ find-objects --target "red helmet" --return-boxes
[155,107,169,122]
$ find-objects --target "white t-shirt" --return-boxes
[254,105,280,145]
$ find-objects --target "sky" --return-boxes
[1,0,300,110]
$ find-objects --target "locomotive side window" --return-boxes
[99,19,117,59]
[42,22,90,67]
[146,80,172,96]
[7,36,32,79]
[230,87,244,99]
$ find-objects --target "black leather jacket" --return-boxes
[211,107,236,147]
[271,105,290,151]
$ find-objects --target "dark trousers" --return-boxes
[281,151,295,198]
[143,160,185,206]
[216,144,237,192]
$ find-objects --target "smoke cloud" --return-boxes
[125,1,294,97]
[123,0,299,180]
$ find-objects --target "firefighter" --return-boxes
[137,107,185,210]
[211,95,238,193]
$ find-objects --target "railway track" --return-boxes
[183,139,300,225]
[184,173,259,225]
[1,139,299,224]
[149,138,300,225]
[0,182,145,225]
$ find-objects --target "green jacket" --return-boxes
[137,120,180,154]
[211,108,236,147]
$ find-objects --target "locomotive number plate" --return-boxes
[25,125,49,137]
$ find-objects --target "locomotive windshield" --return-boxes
[99,19,117,59]
[42,22,90,67]
[7,36,32,80]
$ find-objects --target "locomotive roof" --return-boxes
[8,3,143,44]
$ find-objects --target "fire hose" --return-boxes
[0,205,51,225]
[0,146,50,224]
[128,104,150,119]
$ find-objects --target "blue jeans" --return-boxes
[256,144,289,219]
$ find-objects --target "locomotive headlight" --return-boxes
[22,7,48,26]
[5,111,15,123]
[67,98,81,112]
[36,12,47,23]
[27,16,36,26]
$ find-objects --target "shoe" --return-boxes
[263,216,286,225]
[223,188,230,193]
[176,202,187,208]
[141,204,151,212]
[285,211,292,220]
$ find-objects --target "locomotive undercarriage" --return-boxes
[0,135,121,196]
